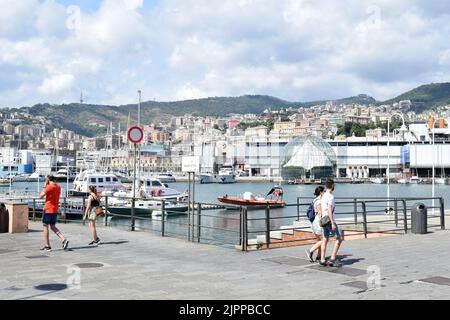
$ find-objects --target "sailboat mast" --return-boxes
[137,90,142,189]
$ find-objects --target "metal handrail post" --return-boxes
[361,202,368,239]
[296,197,300,221]
[131,197,136,231]
[353,198,358,225]
[239,207,242,246]
[197,203,202,243]
[265,206,271,249]
[192,202,196,242]
[440,197,445,230]
[33,199,36,222]
[63,197,67,224]
[243,207,248,252]
[394,198,398,227]
[104,196,108,227]
[161,200,165,237]
[402,199,408,234]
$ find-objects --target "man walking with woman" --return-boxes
[319,179,344,267]
[40,175,69,252]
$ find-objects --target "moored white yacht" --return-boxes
[198,173,215,184]
[0,177,10,186]
[410,175,420,184]
[72,171,125,196]
[370,177,385,184]
[154,173,176,183]
[198,169,236,184]
[54,169,75,182]
[29,172,46,182]
[217,167,236,184]
[140,177,187,201]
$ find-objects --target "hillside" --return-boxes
[28,103,129,137]
[300,94,377,108]
[25,94,374,137]
[27,95,300,137]
[17,83,450,137]
[382,82,450,112]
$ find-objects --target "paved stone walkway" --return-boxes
[1,222,450,300]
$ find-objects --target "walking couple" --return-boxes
[305,179,344,267]
[40,175,103,251]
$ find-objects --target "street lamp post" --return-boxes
[9,162,12,196]
[429,117,437,214]
[138,90,142,128]
[387,112,407,207]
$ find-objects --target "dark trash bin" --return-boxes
[0,203,8,233]
[411,203,427,234]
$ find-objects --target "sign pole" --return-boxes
[192,172,196,242]
[133,143,137,200]
[128,127,144,198]
[187,172,191,241]
[128,126,143,231]
[181,156,200,242]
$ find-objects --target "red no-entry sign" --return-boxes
[128,126,144,144]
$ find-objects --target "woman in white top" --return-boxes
[306,186,325,262]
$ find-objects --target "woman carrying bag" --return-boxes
[83,186,104,246]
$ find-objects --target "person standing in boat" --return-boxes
[83,186,101,246]
[306,186,324,262]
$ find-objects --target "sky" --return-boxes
[1,0,450,108]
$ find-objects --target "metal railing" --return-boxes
[14,195,447,251]
[238,196,446,251]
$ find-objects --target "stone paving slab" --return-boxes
[2,222,450,299]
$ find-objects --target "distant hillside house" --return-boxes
[245,126,269,137]
[344,115,371,125]
[366,128,386,138]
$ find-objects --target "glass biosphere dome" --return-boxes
[281,136,337,180]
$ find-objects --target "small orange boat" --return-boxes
[218,187,285,208]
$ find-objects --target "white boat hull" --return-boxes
[370,178,385,184]
[216,174,236,184]
[198,174,215,184]
[198,173,236,184]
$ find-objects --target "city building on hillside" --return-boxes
[227,119,241,129]
[344,115,371,125]
[244,126,269,137]
[366,128,386,138]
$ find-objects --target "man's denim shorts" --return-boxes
[42,212,58,226]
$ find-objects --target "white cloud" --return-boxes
[1,0,450,107]
[0,0,38,39]
[175,83,208,101]
[38,73,75,94]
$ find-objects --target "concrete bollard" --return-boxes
[3,201,29,234]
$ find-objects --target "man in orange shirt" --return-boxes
[39,175,69,252]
